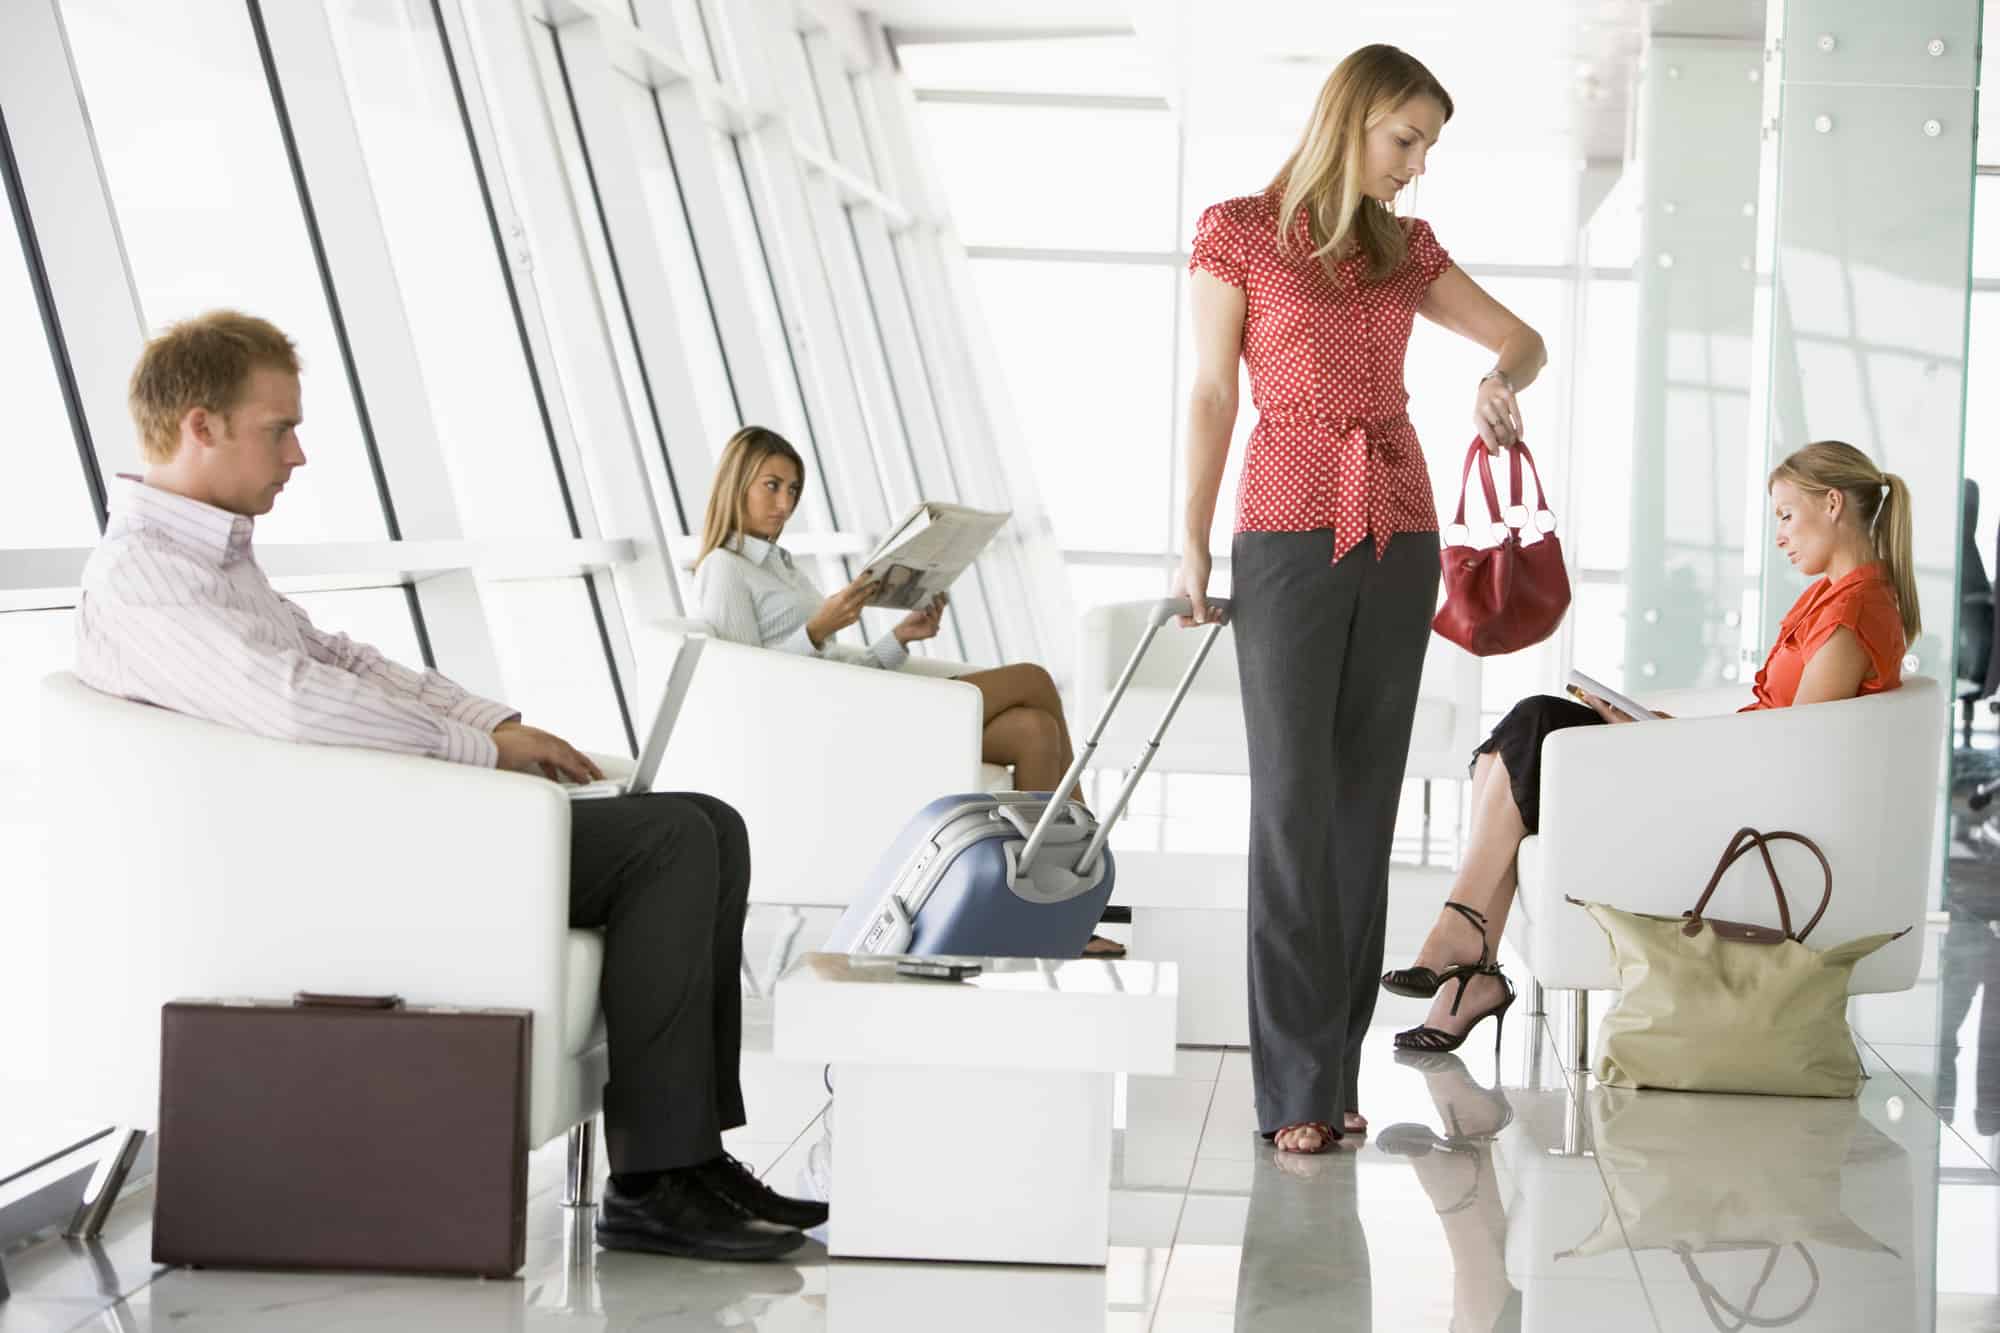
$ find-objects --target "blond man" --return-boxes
[76,311,823,1261]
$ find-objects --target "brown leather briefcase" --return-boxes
[153,993,531,1277]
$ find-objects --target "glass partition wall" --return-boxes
[1751,0,1980,922]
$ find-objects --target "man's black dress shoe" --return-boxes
[692,1153,830,1230]
[595,1170,805,1262]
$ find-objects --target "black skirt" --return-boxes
[1469,695,1606,834]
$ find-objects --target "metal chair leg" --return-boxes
[1528,979,1547,1018]
[1561,1079,1589,1156]
[1421,779,1433,866]
[65,1129,146,1240]
[1568,989,1591,1074]
[564,1119,598,1208]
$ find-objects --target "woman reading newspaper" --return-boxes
[1380,442,1920,1056]
[691,426,1127,959]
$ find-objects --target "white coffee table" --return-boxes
[775,952,1179,1266]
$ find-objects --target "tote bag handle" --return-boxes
[1679,1242,1820,1330]
[1685,828,1834,944]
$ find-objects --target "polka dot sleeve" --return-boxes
[1405,219,1454,291]
[1189,201,1247,290]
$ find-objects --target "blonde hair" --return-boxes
[1768,441,1921,643]
[128,310,300,464]
[696,426,807,569]
[1269,44,1453,283]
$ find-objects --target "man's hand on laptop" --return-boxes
[493,721,604,784]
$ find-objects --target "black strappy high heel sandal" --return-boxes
[1393,964,1518,1058]
[1380,901,1493,999]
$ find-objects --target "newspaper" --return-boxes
[859,502,1011,610]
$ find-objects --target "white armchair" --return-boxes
[641,625,1007,913]
[1507,676,1945,1069]
[38,672,609,1238]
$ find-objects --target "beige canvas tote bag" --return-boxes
[1570,828,1907,1097]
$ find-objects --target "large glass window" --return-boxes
[483,578,629,755]
[288,585,427,667]
[0,167,98,548]
[707,123,845,546]
[321,0,575,540]
[616,73,741,449]
[58,0,390,544]
[969,258,1175,554]
[1571,279,1640,573]
[895,35,1158,99]
[918,103,1178,253]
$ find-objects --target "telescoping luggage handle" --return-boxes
[1017,596,1233,879]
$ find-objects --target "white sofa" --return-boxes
[1508,676,1945,1067]
[38,671,610,1236]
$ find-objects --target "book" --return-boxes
[1565,670,1660,723]
[858,502,1011,611]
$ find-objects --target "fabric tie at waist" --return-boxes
[1247,409,1417,564]
[1254,408,1413,463]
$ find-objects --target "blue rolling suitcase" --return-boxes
[826,596,1232,959]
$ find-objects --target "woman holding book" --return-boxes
[1382,441,1920,1053]
[692,426,1124,956]
[1176,44,1547,1156]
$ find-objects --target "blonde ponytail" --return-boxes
[1875,472,1920,644]
[1768,441,1922,644]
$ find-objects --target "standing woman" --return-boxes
[1176,45,1547,1155]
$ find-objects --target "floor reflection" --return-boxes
[1374,1053,1519,1333]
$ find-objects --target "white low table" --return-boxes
[775,952,1178,1266]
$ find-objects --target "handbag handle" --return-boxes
[1448,438,1556,540]
[1685,828,1834,943]
[1679,1242,1820,1329]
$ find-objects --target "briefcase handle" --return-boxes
[292,991,404,1009]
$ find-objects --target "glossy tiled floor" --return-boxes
[5,921,2000,1333]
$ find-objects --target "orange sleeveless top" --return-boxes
[1745,562,1906,711]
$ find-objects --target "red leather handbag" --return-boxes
[1432,437,1571,656]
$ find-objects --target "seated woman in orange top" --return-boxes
[1380,440,1920,1054]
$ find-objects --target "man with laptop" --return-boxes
[74,310,824,1262]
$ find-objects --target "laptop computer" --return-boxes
[563,635,705,800]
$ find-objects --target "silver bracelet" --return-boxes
[1480,369,1514,394]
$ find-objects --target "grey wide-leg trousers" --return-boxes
[1231,528,1440,1133]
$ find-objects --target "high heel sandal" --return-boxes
[1262,1121,1340,1155]
[1380,901,1493,999]
[1393,964,1518,1058]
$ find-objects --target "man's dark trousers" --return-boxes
[567,791,750,1172]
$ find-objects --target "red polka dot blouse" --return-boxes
[1189,192,1455,563]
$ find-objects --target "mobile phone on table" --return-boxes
[894,958,982,981]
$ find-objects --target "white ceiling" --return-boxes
[864,1,1129,30]
[871,0,1765,160]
